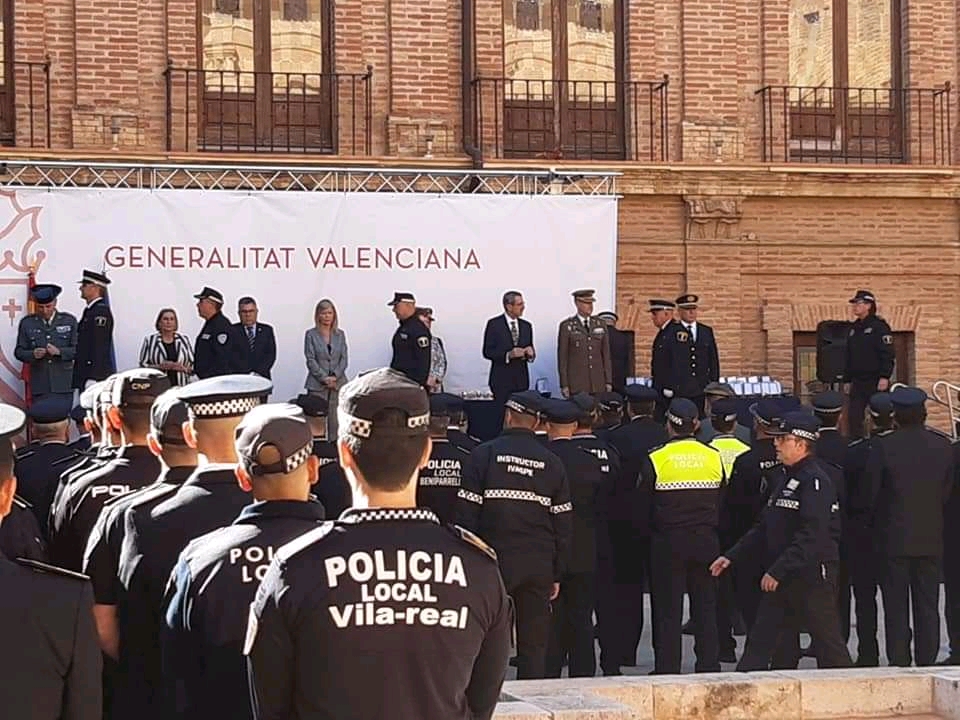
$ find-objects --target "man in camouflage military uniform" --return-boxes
[557,289,612,397]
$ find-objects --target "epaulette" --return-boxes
[52,452,84,467]
[15,558,89,581]
[448,524,498,562]
[14,449,34,461]
[875,429,895,438]
[925,426,953,441]
[275,521,336,563]
[847,437,866,448]
[13,494,31,509]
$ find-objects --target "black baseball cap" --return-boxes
[111,368,172,408]
[193,286,224,304]
[293,394,329,418]
[150,387,190,444]
[235,403,314,476]
[338,368,429,438]
[666,398,698,428]
[387,292,416,306]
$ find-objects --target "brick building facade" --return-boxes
[1,0,959,422]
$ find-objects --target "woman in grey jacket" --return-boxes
[304,298,348,437]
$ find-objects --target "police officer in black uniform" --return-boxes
[843,290,895,439]
[388,292,431,387]
[445,394,481,452]
[0,402,103,720]
[605,383,666,666]
[73,269,116,391]
[15,395,76,536]
[81,386,198,705]
[49,369,170,572]
[843,392,893,666]
[246,368,511,720]
[193,286,244,380]
[162,403,323,720]
[418,393,471,524]
[0,494,46,560]
[457,389,572,680]
[812,390,847,467]
[542,398,609,678]
[721,399,787,632]
[69,404,92,452]
[295,394,352,518]
[649,299,677,422]
[662,295,721,417]
[865,386,953,667]
[117,374,270,720]
[712,411,852,671]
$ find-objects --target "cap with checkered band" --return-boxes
[769,410,821,442]
[235,403,314,476]
[337,367,429,439]
[178,374,273,420]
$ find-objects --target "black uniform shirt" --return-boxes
[314,444,351,519]
[448,428,480,452]
[651,320,677,395]
[390,315,431,386]
[49,445,119,531]
[456,427,572,584]
[418,438,471,525]
[162,500,326,720]
[118,464,252,720]
[0,496,47,561]
[728,454,840,582]
[816,428,847,468]
[245,508,511,720]
[83,465,196,606]
[73,298,115,388]
[14,441,78,536]
[721,438,784,547]
[548,437,611,574]
[194,312,241,379]
[48,445,159,572]
[843,314,894,385]
[0,555,103,720]
[69,435,92,453]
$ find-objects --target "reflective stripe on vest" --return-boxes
[650,438,724,491]
[709,435,751,477]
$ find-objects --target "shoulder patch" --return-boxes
[417,336,430,349]
[216,333,228,345]
[95,316,108,327]
[448,524,498,562]
[15,558,89,581]
[276,520,336,563]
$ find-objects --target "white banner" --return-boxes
[0,188,617,405]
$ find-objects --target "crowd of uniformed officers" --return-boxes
[3,286,960,720]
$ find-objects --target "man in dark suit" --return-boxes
[482,290,535,432]
[73,269,115,390]
[233,296,277,379]
[597,311,635,393]
[662,294,720,417]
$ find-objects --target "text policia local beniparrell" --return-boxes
[104,245,482,271]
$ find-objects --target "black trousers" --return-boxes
[737,563,852,671]
[733,564,764,632]
[837,559,851,642]
[945,542,960,661]
[507,578,554,679]
[851,555,880,666]
[880,556,941,667]
[545,572,597,678]
[649,530,720,674]
[847,381,877,439]
[716,571,738,655]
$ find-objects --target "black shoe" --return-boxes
[732,616,748,636]
[856,657,879,668]
[801,644,816,658]
[937,656,960,666]
[509,656,518,667]
[719,649,738,663]
[602,668,624,676]
[682,620,696,635]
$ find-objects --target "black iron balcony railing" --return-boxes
[0,59,51,148]
[164,65,373,155]
[471,76,669,162]
[756,84,952,165]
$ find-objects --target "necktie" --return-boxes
[510,320,519,345]
[247,325,255,349]
[687,323,696,342]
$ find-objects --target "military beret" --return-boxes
[623,384,659,403]
[111,368,172,408]
[79,269,111,287]
[769,410,821,441]
[890,386,927,409]
[506,390,545,417]
[676,294,699,309]
[339,367,429,438]
[193,286,224,304]
[868,392,894,417]
[235,403,314,476]
[387,292,415,306]
[594,391,624,412]
[666,398,699,426]
[293,394,329,418]
[150,387,190,444]
[30,284,61,303]
[811,390,844,414]
[27,395,71,424]
[541,399,581,424]
[849,289,876,304]
[710,397,739,422]
[648,299,676,312]
[178,374,273,419]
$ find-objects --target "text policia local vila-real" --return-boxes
[103,244,482,271]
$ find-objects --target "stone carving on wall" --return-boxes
[684,195,743,240]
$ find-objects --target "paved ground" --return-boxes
[505,589,952,680]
